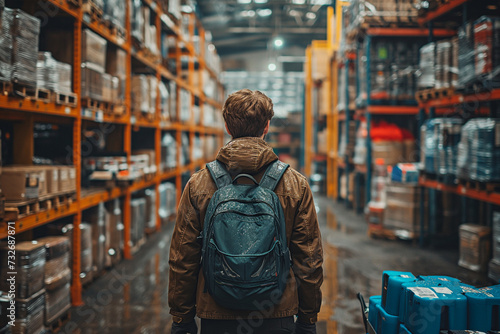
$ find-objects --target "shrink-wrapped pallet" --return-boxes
[0,8,12,82]
[11,9,40,88]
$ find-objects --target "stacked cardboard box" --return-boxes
[474,16,500,83]
[12,9,40,88]
[489,212,500,281]
[0,8,12,82]
[0,167,40,202]
[459,224,491,272]
[384,183,421,237]
[0,241,46,333]
[159,182,177,224]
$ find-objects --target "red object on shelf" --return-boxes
[367,27,456,37]
[418,0,470,25]
[367,105,420,115]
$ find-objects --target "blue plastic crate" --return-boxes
[377,303,400,334]
[369,296,382,332]
[400,324,412,333]
[402,283,467,334]
[464,284,500,331]
[382,271,417,316]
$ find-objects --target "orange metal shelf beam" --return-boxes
[0,96,78,117]
[367,27,456,37]
[47,0,80,18]
[80,188,125,211]
[419,177,500,206]
[366,105,420,115]
[81,110,129,124]
[0,202,79,239]
[421,88,500,108]
[418,0,470,25]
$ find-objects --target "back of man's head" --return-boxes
[223,89,274,138]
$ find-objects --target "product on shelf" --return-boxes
[82,29,107,73]
[106,48,127,102]
[457,118,500,182]
[0,166,40,201]
[338,121,356,160]
[131,0,144,45]
[459,224,491,272]
[131,75,157,114]
[0,8,12,82]
[436,39,452,89]
[180,132,190,166]
[144,188,157,231]
[131,152,155,178]
[44,283,70,326]
[13,288,45,334]
[85,202,107,274]
[384,183,422,237]
[458,22,476,89]
[11,9,40,88]
[37,52,58,92]
[37,236,71,292]
[167,0,182,20]
[169,81,177,121]
[102,72,112,102]
[179,89,191,122]
[58,166,76,193]
[0,241,45,299]
[391,163,419,183]
[159,81,170,120]
[83,155,129,185]
[131,197,146,247]
[47,222,93,281]
[161,133,177,171]
[353,120,368,165]
[493,212,500,262]
[474,16,500,83]
[81,62,104,101]
[105,198,123,267]
[103,0,126,31]
[159,182,176,223]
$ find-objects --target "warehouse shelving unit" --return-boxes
[0,0,224,306]
[415,0,500,246]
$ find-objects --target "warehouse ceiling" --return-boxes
[195,0,331,57]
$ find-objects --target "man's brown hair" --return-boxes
[222,89,274,138]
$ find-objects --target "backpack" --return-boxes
[202,159,291,310]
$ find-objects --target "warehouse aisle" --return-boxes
[64,195,491,334]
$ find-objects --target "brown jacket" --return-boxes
[168,137,323,324]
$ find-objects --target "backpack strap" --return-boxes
[260,160,289,191]
[206,160,232,189]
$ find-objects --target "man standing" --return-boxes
[168,89,323,334]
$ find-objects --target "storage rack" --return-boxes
[0,0,224,306]
[416,0,500,246]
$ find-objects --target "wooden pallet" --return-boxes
[82,97,103,111]
[46,306,71,333]
[133,110,156,122]
[0,81,12,96]
[33,87,51,103]
[137,48,161,65]
[82,1,103,22]
[4,199,40,221]
[367,225,397,240]
[54,91,78,108]
[12,83,37,99]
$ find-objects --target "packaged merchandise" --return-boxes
[85,202,107,274]
[0,8,12,82]
[159,182,177,223]
[161,133,177,170]
[13,290,45,334]
[103,0,126,31]
[81,62,104,101]
[144,188,157,230]
[458,22,476,88]
[82,29,107,72]
[0,241,45,299]
[459,224,491,272]
[159,81,170,119]
[493,212,500,261]
[180,132,190,166]
[131,0,144,44]
[44,283,70,325]
[131,75,149,113]
[106,48,127,100]
[436,39,452,89]
[0,166,40,201]
[457,118,500,182]
[102,73,112,102]
[105,199,123,267]
[384,183,421,236]
[474,16,500,81]
[11,9,41,88]
[37,52,59,92]
[131,198,146,246]
[37,236,71,291]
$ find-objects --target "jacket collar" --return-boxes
[216,137,278,173]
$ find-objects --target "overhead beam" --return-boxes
[213,27,326,34]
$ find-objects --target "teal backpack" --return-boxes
[202,159,291,310]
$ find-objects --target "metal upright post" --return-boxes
[345,59,351,207]
[365,35,372,205]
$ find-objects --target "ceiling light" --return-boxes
[257,8,272,17]
[268,63,277,71]
[237,0,251,3]
[305,12,317,20]
[254,0,268,3]
[241,10,256,17]
[274,37,284,48]
[292,0,306,3]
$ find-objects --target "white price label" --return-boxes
[432,287,452,295]
[408,287,438,299]
[65,107,70,114]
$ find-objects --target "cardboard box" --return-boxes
[82,29,107,72]
[46,167,59,195]
[459,224,491,272]
[0,166,39,201]
[58,166,76,194]
[81,62,104,101]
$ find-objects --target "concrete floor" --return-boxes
[63,195,492,333]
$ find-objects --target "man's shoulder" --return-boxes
[188,168,217,196]
[275,165,308,199]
